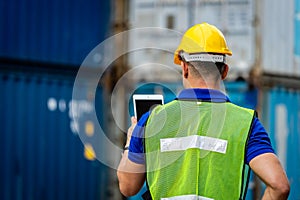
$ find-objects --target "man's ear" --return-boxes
[181,61,189,78]
[221,64,229,80]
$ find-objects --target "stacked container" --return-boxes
[0,72,109,200]
[0,0,110,65]
[0,0,113,199]
[259,0,300,199]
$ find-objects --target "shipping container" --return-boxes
[194,0,255,76]
[260,0,297,76]
[0,0,110,65]
[261,87,300,200]
[297,0,300,12]
[295,0,300,69]
[225,81,258,110]
[0,68,111,200]
[128,0,255,80]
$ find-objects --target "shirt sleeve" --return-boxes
[128,112,150,164]
[246,117,275,164]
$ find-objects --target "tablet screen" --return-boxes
[133,94,164,121]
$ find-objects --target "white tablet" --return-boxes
[133,94,164,120]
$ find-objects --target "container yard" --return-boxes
[1,0,299,199]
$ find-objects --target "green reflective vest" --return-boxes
[145,100,255,200]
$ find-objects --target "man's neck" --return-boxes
[185,79,221,90]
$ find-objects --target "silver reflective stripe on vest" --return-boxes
[161,194,214,200]
[160,135,227,154]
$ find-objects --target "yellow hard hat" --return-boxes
[174,23,232,65]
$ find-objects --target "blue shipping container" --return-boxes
[0,70,109,200]
[262,87,300,200]
[225,81,258,110]
[0,0,110,65]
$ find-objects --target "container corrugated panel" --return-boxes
[295,0,300,70]
[296,16,300,56]
[225,81,258,110]
[261,87,300,200]
[0,70,109,200]
[297,0,300,11]
[261,0,296,76]
[0,0,110,65]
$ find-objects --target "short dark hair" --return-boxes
[187,61,226,81]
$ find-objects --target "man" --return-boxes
[117,23,290,199]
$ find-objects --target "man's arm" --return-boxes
[117,151,145,196]
[250,153,290,199]
[117,117,146,197]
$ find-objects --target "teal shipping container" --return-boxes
[0,67,110,200]
[261,87,300,200]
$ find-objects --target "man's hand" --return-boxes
[125,116,137,147]
[117,116,145,197]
